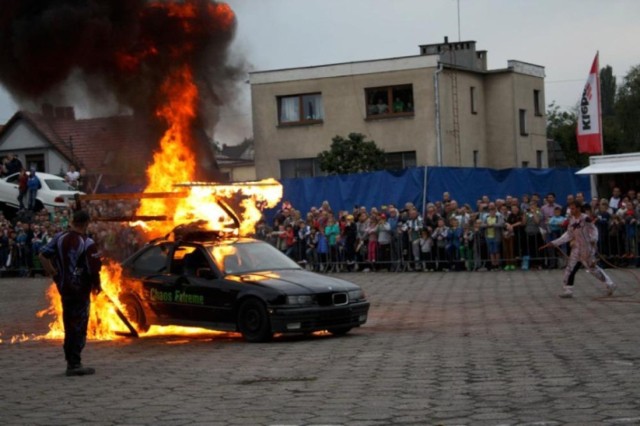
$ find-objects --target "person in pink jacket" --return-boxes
[541,200,615,298]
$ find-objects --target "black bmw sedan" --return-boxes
[118,230,370,342]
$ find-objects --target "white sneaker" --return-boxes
[606,282,616,296]
[559,286,573,298]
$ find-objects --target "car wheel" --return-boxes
[121,294,149,333]
[237,298,272,343]
[327,327,352,336]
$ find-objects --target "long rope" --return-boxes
[551,245,640,303]
[591,252,640,302]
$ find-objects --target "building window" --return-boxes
[470,87,477,114]
[25,154,45,172]
[384,151,416,170]
[536,150,543,168]
[280,158,324,179]
[534,90,542,116]
[522,161,529,168]
[278,93,324,125]
[519,109,528,136]
[365,84,414,118]
[473,150,479,167]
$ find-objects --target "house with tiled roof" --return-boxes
[0,105,223,191]
[217,138,256,182]
[0,105,156,190]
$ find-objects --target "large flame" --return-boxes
[34,262,232,341]
[3,1,285,344]
[36,262,133,340]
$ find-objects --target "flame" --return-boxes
[34,263,135,340]
[6,1,285,344]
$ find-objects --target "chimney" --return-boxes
[42,103,54,118]
[54,106,76,120]
[65,106,76,120]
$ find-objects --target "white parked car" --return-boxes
[0,172,83,212]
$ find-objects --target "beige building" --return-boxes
[250,38,547,179]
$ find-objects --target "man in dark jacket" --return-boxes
[5,154,23,175]
[39,210,102,376]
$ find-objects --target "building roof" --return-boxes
[576,152,640,175]
[1,110,156,176]
[220,140,254,160]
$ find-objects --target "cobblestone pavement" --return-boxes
[1,269,640,426]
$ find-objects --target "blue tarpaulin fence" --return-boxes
[267,166,590,221]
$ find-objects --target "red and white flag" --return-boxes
[576,53,602,154]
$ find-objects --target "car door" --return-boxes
[127,243,177,319]
[169,244,234,325]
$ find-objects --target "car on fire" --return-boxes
[118,226,370,342]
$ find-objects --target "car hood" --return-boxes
[231,269,360,294]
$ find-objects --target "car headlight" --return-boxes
[348,289,365,302]
[286,295,315,305]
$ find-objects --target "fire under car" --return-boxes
[118,226,370,342]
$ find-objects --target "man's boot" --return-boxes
[66,364,96,376]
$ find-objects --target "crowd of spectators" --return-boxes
[2,181,639,277]
[0,201,144,276]
[257,188,640,273]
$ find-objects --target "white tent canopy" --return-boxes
[576,152,640,175]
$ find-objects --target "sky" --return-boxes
[1,0,639,145]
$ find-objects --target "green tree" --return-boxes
[548,64,640,162]
[600,65,616,117]
[318,133,385,175]
[615,65,640,151]
[600,65,625,154]
[546,102,588,167]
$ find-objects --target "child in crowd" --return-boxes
[432,217,450,271]
[461,222,474,271]
[418,228,433,271]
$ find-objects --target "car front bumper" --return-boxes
[268,301,370,333]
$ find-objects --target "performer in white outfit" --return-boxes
[540,200,616,298]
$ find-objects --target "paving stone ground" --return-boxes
[1,269,640,426]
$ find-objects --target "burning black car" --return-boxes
[118,226,370,342]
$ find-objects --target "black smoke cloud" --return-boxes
[0,0,240,178]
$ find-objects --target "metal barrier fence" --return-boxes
[2,228,637,277]
[265,229,639,273]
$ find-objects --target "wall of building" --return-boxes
[484,73,518,169]
[0,122,48,150]
[0,121,68,174]
[251,52,546,178]
[483,70,546,169]
[437,69,488,167]
[512,73,547,167]
[253,67,439,179]
[219,164,256,182]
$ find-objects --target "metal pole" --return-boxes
[422,166,428,217]
[457,0,461,41]
[434,63,443,167]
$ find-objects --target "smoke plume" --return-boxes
[0,0,240,178]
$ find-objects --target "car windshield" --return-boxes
[208,241,301,275]
[45,179,77,191]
